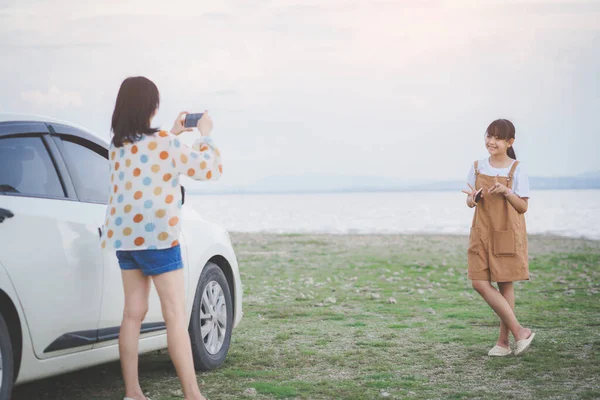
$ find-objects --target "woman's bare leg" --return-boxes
[497,282,515,348]
[152,269,205,400]
[472,280,531,341]
[120,269,151,400]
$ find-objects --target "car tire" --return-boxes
[189,262,233,371]
[0,313,14,400]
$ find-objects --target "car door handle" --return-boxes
[0,208,14,223]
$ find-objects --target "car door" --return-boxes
[0,122,103,358]
[48,124,169,343]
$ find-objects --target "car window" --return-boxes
[0,136,65,198]
[58,136,108,204]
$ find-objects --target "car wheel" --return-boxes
[0,313,14,400]
[189,262,233,371]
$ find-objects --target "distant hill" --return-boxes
[186,171,600,195]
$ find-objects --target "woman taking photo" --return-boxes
[102,76,222,400]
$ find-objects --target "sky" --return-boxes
[1,0,599,188]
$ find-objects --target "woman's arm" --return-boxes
[170,136,223,181]
[167,111,222,181]
[504,191,528,214]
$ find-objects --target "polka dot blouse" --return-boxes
[101,130,222,251]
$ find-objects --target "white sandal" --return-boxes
[514,332,536,356]
[488,345,512,357]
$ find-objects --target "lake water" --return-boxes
[188,190,600,240]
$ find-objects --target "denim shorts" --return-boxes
[116,245,184,276]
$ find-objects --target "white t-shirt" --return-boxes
[466,158,530,198]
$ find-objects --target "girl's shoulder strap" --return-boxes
[473,160,479,176]
[508,160,520,180]
[507,160,520,187]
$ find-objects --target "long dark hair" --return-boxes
[486,119,516,160]
[111,77,160,147]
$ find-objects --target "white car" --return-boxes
[0,114,242,399]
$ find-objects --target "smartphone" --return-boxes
[184,113,204,128]
[474,188,483,203]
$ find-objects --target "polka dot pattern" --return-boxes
[158,232,169,241]
[102,133,222,251]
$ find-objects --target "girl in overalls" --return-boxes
[462,119,535,357]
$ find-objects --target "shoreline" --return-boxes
[227,231,600,242]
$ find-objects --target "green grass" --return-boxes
[13,233,600,399]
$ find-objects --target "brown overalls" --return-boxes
[468,160,529,282]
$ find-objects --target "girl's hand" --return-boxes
[462,183,482,206]
[197,110,213,137]
[170,111,194,136]
[488,175,509,196]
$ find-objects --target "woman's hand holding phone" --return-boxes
[171,111,194,136]
[197,110,213,137]
[462,183,483,207]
